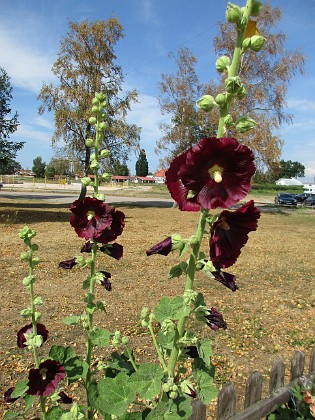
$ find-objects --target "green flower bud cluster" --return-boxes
[162,379,178,399]
[196,95,216,112]
[112,330,121,346]
[226,2,243,25]
[243,35,266,52]
[161,318,175,335]
[225,76,245,96]
[19,226,36,241]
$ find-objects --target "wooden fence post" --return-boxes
[290,351,305,381]
[244,371,263,408]
[269,360,285,393]
[217,382,236,419]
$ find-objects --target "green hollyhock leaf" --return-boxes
[11,380,28,398]
[130,363,163,400]
[49,345,88,383]
[96,372,136,417]
[63,316,81,326]
[106,351,136,376]
[23,394,35,411]
[198,371,218,404]
[158,329,176,350]
[4,412,21,419]
[197,339,213,367]
[46,406,65,419]
[89,327,112,347]
[170,396,193,418]
[146,401,171,419]
[154,296,189,323]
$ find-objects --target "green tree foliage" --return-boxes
[157,2,304,172]
[0,67,24,174]
[278,159,305,178]
[111,161,130,176]
[32,156,46,178]
[46,156,70,177]
[38,19,141,175]
[135,149,149,176]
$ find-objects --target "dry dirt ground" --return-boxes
[0,195,314,418]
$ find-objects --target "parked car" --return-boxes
[293,193,311,202]
[274,193,297,205]
[302,195,315,207]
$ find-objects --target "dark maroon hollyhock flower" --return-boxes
[27,359,65,396]
[4,387,19,403]
[212,271,239,292]
[100,243,124,260]
[17,323,48,348]
[210,200,260,269]
[57,391,73,404]
[184,346,199,358]
[94,208,125,244]
[70,197,113,240]
[81,241,93,253]
[166,137,255,211]
[59,258,77,269]
[146,237,172,256]
[185,385,197,399]
[205,307,227,330]
[100,271,112,291]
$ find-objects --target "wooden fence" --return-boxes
[190,345,315,420]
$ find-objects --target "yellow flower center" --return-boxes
[87,210,95,220]
[209,164,223,183]
[39,368,48,380]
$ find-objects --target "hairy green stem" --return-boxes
[148,322,168,373]
[125,346,139,372]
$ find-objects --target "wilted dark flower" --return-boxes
[27,359,65,396]
[212,271,239,291]
[184,346,199,358]
[58,258,77,269]
[17,323,48,348]
[205,307,227,330]
[94,208,125,244]
[57,391,73,404]
[210,200,260,269]
[4,387,19,403]
[100,271,112,291]
[81,241,93,253]
[146,237,172,256]
[185,385,197,399]
[100,243,123,260]
[70,197,113,240]
[166,137,255,211]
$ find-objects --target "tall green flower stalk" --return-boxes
[166,0,255,380]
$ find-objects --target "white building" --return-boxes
[275,178,303,186]
[303,184,315,194]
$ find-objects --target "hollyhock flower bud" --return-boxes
[225,76,243,95]
[100,149,110,158]
[90,160,100,170]
[235,116,257,133]
[89,117,97,125]
[205,307,227,330]
[95,92,106,103]
[226,3,243,24]
[215,55,231,72]
[215,93,227,108]
[224,114,234,127]
[249,35,266,52]
[242,38,251,50]
[196,95,216,112]
[236,85,247,100]
[102,172,111,182]
[20,252,29,261]
[98,122,106,131]
[91,105,99,115]
[85,138,94,148]
[92,97,99,106]
[17,323,48,348]
[251,0,263,16]
[81,177,91,186]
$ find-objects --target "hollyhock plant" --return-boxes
[27,359,65,396]
[165,137,255,211]
[210,200,260,269]
[70,197,113,240]
[17,323,48,348]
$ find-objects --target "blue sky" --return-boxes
[1,0,315,180]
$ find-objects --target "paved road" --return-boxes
[0,189,174,208]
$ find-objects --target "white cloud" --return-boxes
[34,116,54,130]
[0,29,56,93]
[287,99,315,112]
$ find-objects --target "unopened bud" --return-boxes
[242,38,251,51]
[236,85,247,100]
[224,76,243,95]
[215,93,227,108]
[196,95,216,112]
[90,160,100,170]
[121,336,129,345]
[95,92,106,103]
[98,122,106,131]
[251,0,263,17]
[20,252,29,261]
[91,105,99,115]
[224,114,234,127]
[81,177,92,186]
[22,275,35,287]
[249,35,266,52]
[89,117,97,125]
[235,116,257,133]
[100,149,110,158]
[92,97,99,106]
[226,3,243,25]
[101,173,111,182]
[85,138,94,148]
[215,56,231,73]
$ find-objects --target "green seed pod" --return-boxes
[215,55,231,72]
[242,38,251,51]
[251,0,263,16]
[249,35,266,52]
[215,93,227,108]
[235,116,257,133]
[89,117,97,125]
[196,95,216,112]
[226,2,243,24]
[85,138,94,148]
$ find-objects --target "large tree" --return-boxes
[156,2,304,172]
[0,67,24,174]
[135,149,149,176]
[38,19,140,174]
[278,159,305,178]
[32,156,46,178]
